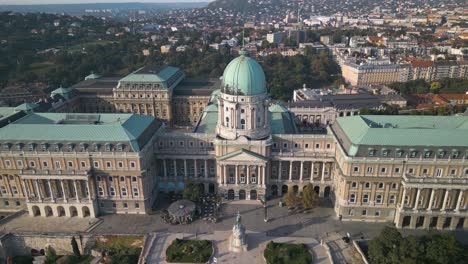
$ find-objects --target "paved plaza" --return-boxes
[143,231,331,264]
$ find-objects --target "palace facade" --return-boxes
[0,50,466,230]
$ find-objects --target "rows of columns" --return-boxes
[22,179,93,203]
[400,187,466,212]
[275,161,332,183]
[219,164,266,187]
[161,159,212,179]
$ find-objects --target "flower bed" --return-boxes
[166,239,213,263]
[264,241,312,264]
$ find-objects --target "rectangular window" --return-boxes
[67,161,73,167]
[130,162,136,168]
[353,167,359,172]
[93,161,99,168]
[17,160,23,167]
[394,167,401,173]
[5,160,11,167]
[367,167,373,173]
[362,210,367,216]
[436,168,443,177]
[54,161,61,169]
[80,161,86,168]
[380,167,387,173]
[42,161,48,167]
[106,162,111,168]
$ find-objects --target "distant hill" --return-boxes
[0,2,210,14]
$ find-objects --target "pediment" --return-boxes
[217,148,269,162]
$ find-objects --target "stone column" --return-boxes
[310,162,314,183]
[35,180,43,202]
[21,179,29,202]
[60,180,68,202]
[184,159,188,179]
[428,188,435,210]
[74,180,80,202]
[87,181,92,202]
[321,162,326,182]
[48,180,55,202]
[262,165,266,187]
[401,187,407,209]
[223,165,227,185]
[441,189,450,211]
[204,159,209,179]
[299,161,304,182]
[163,159,167,178]
[278,161,282,180]
[455,190,464,212]
[289,161,293,182]
[246,166,250,184]
[235,165,238,185]
[173,159,178,177]
[413,188,421,210]
[194,159,198,178]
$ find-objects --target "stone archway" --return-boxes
[293,185,299,194]
[69,206,78,217]
[239,190,246,200]
[82,206,91,217]
[198,183,205,194]
[402,216,411,227]
[32,206,41,217]
[281,185,288,195]
[227,189,235,200]
[314,186,320,194]
[324,186,331,198]
[57,206,65,217]
[250,190,257,200]
[44,206,53,217]
[271,185,278,196]
[209,183,215,194]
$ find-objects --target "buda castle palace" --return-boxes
[0,49,467,230]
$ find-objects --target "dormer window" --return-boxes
[67,143,74,152]
[368,148,376,157]
[451,150,459,159]
[105,144,112,152]
[80,143,87,152]
[438,150,445,158]
[396,149,403,158]
[16,143,22,151]
[41,143,48,151]
[2,143,10,150]
[117,144,124,152]
[94,144,100,152]
[424,150,431,158]
[382,149,389,157]
[54,143,61,151]
[28,143,35,151]
[410,149,417,158]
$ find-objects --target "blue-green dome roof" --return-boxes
[221,50,267,96]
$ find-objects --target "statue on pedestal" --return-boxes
[229,211,248,252]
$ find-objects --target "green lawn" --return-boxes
[95,235,143,264]
[264,241,313,264]
[67,40,114,51]
[166,239,213,263]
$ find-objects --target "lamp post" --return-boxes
[261,196,268,222]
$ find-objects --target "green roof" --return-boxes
[85,73,102,80]
[193,104,218,133]
[15,103,39,112]
[51,87,76,100]
[336,115,468,147]
[0,107,18,121]
[118,66,183,89]
[221,50,267,96]
[0,113,156,151]
[269,104,297,134]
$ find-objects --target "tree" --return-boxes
[301,183,318,209]
[283,188,300,208]
[71,236,81,258]
[183,182,203,202]
[44,246,57,264]
[430,81,442,92]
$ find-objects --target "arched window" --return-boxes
[240,119,246,129]
[98,187,104,196]
[133,187,139,197]
[109,187,116,196]
[226,117,229,127]
[240,174,245,183]
[376,195,383,204]
[121,187,127,196]
[251,174,256,184]
[389,195,396,204]
[363,194,369,203]
[349,194,356,203]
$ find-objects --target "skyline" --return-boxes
[0,0,212,5]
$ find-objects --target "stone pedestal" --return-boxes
[229,211,248,252]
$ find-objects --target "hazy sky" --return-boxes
[0,0,212,4]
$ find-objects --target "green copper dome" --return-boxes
[221,50,267,96]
